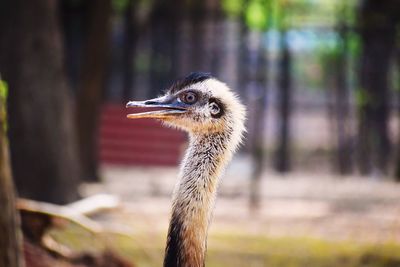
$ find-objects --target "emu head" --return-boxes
[127,72,245,142]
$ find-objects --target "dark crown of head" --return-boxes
[168,72,213,94]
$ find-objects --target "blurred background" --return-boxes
[1,0,400,266]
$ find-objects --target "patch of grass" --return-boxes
[50,225,400,267]
[206,234,400,267]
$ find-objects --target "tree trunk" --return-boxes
[334,23,352,175]
[274,30,292,173]
[247,32,268,211]
[237,2,250,152]
[77,0,112,182]
[357,0,397,176]
[1,0,80,204]
[210,1,222,76]
[395,50,400,181]
[149,0,183,96]
[0,79,24,267]
[190,1,204,71]
[244,0,270,211]
[122,0,137,100]
[60,0,87,91]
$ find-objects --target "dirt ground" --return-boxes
[81,156,400,244]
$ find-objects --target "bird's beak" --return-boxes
[126,96,187,119]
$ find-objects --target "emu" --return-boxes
[126,72,246,267]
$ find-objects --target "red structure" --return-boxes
[99,104,187,166]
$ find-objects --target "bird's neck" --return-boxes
[164,132,232,267]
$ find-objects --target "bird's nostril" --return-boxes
[144,100,159,105]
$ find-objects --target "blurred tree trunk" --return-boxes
[190,0,209,71]
[0,0,10,66]
[210,1,223,76]
[237,22,249,106]
[247,32,268,211]
[334,23,352,175]
[395,48,400,181]
[0,0,80,204]
[149,0,182,96]
[237,1,250,151]
[274,30,292,173]
[61,0,86,91]
[0,79,24,267]
[122,0,137,100]
[246,0,270,211]
[77,0,111,182]
[357,0,397,176]
[149,9,167,96]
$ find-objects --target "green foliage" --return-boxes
[221,0,354,31]
[316,37,339,72]
[112,0,131,13]
[0,80,8,133]
[355,89,370,108]
[275,0,336,30]
[222,0,245,18]
[335,0,358,27]
[245,0,270,30]
[0,80,7,101]
[347,32,360,59]
[314,27,360,92]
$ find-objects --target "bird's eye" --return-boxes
[180,91,198,104]
[208,98,224,118]
[210,102,220,115]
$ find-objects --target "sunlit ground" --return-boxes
[47,157,400,266]
[53,228,400,267]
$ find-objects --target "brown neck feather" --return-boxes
[163,133,230,267]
